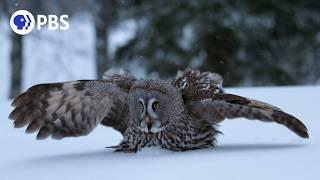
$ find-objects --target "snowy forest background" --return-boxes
[0,0,320,100]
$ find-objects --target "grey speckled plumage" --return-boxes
[9,69,309,152]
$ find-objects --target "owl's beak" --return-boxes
[145,114,152,130]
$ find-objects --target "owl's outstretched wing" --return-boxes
[172,69,309,139]
[9,80,132,140]
[187,94,309,138]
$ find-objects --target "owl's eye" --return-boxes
[138,101,144,109]
[152,102,160,109]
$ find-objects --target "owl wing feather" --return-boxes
[189,94,309,138]
[9,80,132,140]
[172,68,224,100]
[173,69,309,139]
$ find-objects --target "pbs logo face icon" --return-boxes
[10,10,35,35]
[10,10,69,35]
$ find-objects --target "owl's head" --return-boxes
[128,80,184,133]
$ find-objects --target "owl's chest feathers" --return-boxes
[119,119,219,152]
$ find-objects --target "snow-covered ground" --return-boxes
[0,86,318,180]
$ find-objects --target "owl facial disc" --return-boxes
[139,98,163,133]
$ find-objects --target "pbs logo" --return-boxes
[10,10,35,35]
[10,10,69,35]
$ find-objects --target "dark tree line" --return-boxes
[0,0,23,98]
[1,0,320,99]
[0,0,113,98]
[94,0,115,79]
[115,0,320,86]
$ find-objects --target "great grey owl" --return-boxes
[9,69,309,152]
